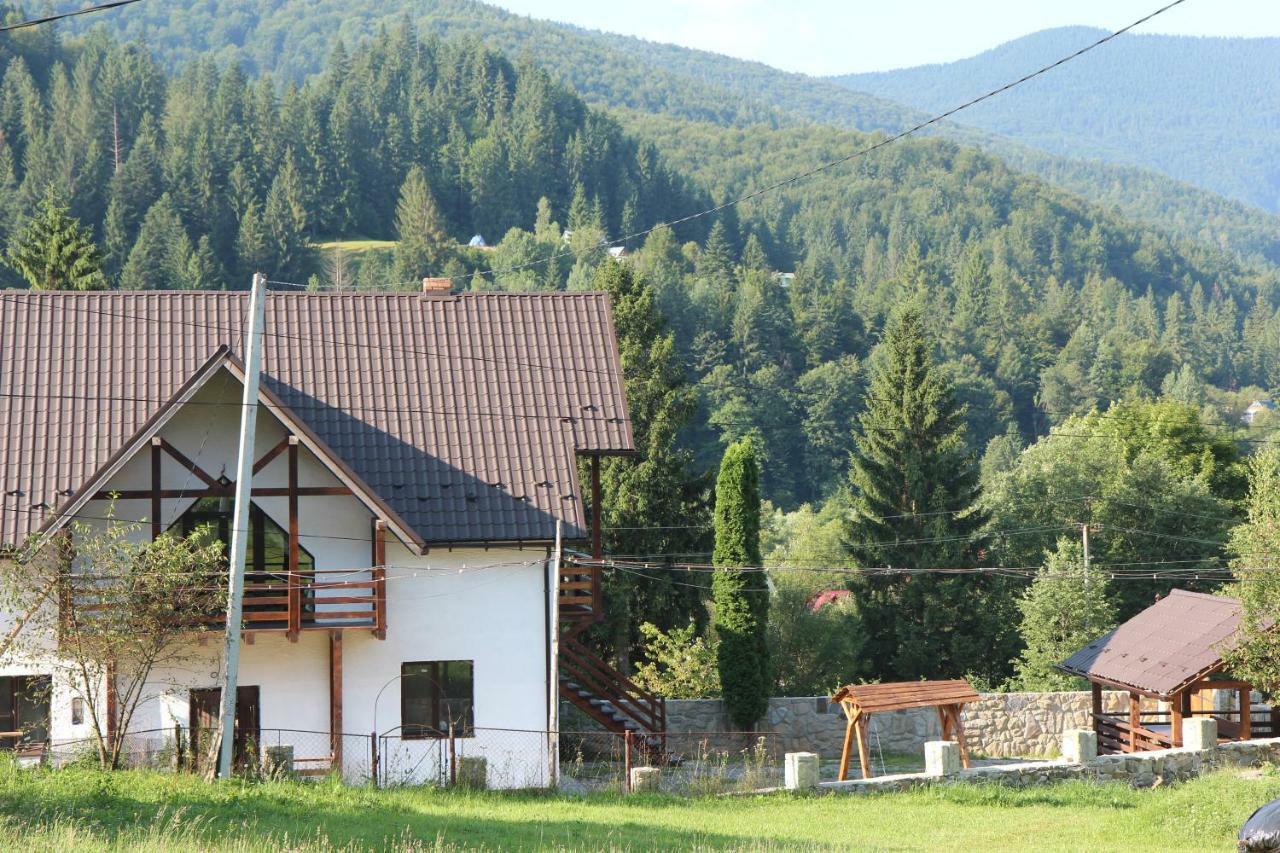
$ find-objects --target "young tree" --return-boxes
[844,301,1013,682]
[1226,448,1280,692]
[1012,539,1117,690]
[6,188,106,290]
[393,164,449,282]
[0,515,224,769]
[631,621,720,699]
[712,438,770,730]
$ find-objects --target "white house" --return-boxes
[0,287,638,786]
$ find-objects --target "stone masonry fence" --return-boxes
[663,691,1264,758]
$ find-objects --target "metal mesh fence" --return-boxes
[23,726,786,794]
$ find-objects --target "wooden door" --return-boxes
[190,686,260,771]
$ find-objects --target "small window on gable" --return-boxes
[70,697,83,726]
[401,661,474,739]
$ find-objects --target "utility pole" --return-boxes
[216,272,267,779]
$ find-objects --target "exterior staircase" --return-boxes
[557,557,668,760]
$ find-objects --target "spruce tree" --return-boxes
[6,188,106,291]
[590,261,708,667]
[393,164,449,282]
[712,438,770,730]
[120,194,193,290]
[844,301,1012,682]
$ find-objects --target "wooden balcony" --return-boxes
[68,568,387,640]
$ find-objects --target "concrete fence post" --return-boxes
[629,766,660,792]
[924,740,960,777]
[1061,729,1097,764]
[1183,717,1217,751]
[784,752,819,789]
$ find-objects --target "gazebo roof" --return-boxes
[1058,590,1248,698]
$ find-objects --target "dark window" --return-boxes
[173,498,315,616]
[70,697,83,726]
[0,676,50,749]
[401,661,474,739]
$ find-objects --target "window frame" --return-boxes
[400,660,475,740]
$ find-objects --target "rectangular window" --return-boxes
[401,661,474,739]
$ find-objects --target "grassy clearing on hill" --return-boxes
[0,761,1273,851]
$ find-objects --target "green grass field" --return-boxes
[0,762,1273,851]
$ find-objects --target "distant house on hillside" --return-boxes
[0,287,641,785]
[1242,399,1274,425]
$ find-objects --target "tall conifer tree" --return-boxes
[393,164,449,283]
[844,302,1011,682]
[712,438,770,729]
[6,188,105,290]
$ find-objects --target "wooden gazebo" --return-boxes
[1058,589,1275,754]
[830,679,979,780]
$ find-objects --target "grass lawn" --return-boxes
[0,761,1273,851]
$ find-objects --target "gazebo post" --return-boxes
[1128,692,1141,753]
[1091,682,1102,737]
[1240,686,1252,739]
[1171,688,1184,746]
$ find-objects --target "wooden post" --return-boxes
[372,519,387,640]
[1128,692,1141,753]
[854,714,871,780]
[287,437,300,641]
[150,437,162,540]
[370,731,378,788]
[329,629,343,771]
[623,730,631,792]
[1240,686,1252,740]
[449,723,458,787]
[590,454,602,560]
[837,707,855,782]
[1171,690,1185,747]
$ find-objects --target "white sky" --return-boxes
[490,1,1280,75]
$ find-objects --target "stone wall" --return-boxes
[665,691,1162,758]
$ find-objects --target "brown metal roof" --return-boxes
[0,290,634,549]
[1057,589,1246,698]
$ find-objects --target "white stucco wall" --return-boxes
[0,369,558,787]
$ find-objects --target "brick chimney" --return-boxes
[422,277,452,293]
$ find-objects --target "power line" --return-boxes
[0,0,143,34]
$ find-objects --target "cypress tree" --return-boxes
[844,301,1013,682]
[712,438,770,729]
[6,188,106,291]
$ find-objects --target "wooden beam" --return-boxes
[1129,692,1141,753]
[854,714,871,781]
[252,437,291,476]
[287,438,300,642]
[1171,691,1184,746]
[330,630,343,769]
[150,438,162,540]
[837,705,856,782]
[951,705,971,769]
[1240,686,1252,740]
[590,454,602,560]
[91,486,353,501]
[158,438,217,487]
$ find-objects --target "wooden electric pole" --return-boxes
[216,272,267,779]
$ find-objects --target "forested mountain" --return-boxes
[834,27,1280,212]
[67,1,1280,272]
[0,20,697,289]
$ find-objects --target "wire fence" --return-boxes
[16,725,785,794]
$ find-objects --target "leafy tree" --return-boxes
[712,438,770,729]
[767,569,866,696]
[1225,448,1280,692]
[1011,538,1117,690]
[631,621,720,699]
[0,513,225,769]
[844,302,1013,682]
[393,164,450,283]
[6,188,106,290]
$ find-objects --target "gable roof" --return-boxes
[1057,589,1247,698]
[0,290,634,550]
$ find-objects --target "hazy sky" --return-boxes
[490,1,1280,75]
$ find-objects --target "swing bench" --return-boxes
[830,679,979,780]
